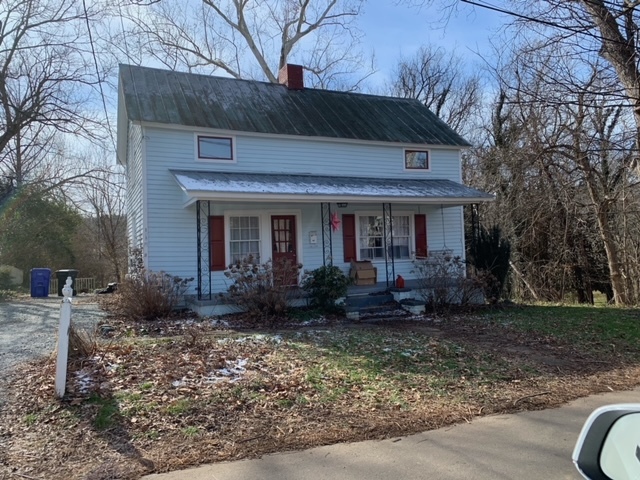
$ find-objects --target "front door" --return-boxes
[271,215,298,286]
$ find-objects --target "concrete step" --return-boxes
[345,293,394,309]
[345,298,411,322]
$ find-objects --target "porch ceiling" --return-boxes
[170,170,495,206]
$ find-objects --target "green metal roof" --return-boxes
[119,64,471,147]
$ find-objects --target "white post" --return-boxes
[55,276,73,398]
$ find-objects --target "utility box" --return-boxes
[30,268,52,297]
[350,260,377,286]
[55,269,79,296]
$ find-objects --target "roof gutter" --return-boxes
[181,191,494,208]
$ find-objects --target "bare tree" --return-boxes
[116,0,372,89]
[388,45,483,138]
[74,162,127,284]
[0,0,110,197]
[470,43,640,304]
[406,0,640,304]
[0,0,107,171]
[413,0,640,161]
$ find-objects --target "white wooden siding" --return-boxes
[143,127,462,180]
[140,125,466,295]
[126,123,145,255]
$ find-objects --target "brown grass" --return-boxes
[2,312,640,480]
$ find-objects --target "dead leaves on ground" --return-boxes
[2,318,640,480]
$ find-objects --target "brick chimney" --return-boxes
[278,64,304,90]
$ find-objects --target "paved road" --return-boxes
[0,295,105,377]
[145,387,640,480]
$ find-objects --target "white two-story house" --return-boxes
[117,64,493,308]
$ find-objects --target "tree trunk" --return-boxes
[594,203,629,304]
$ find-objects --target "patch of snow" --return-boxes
[210,318,230,327]
[171,171,490,200]
[172,377,186,388]
[75,369,95,394]
[205,358,248,384]
[216,334,283,345]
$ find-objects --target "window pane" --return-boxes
[199,136,232,160]
[229,216,260,263]
[405,150,428,169]
[393,216,409,236]
[363,246,385,259]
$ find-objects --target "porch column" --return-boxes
[382,202,395,287]
[320,202,333,266]
[196,200,212,301]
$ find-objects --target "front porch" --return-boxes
[187,278,467,318]
[170,169,494,302]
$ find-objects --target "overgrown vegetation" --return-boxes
[468,225,511,303]
[4,304,640,479]
[104,248,193,320]
[412,251,484,311]
[302,265,351,312]
[0,189,81,280]
[223,256,302,325]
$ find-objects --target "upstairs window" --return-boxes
[198,135,233,160]
[405,149,429,170]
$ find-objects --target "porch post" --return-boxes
[320,202,333,266]
[196,200,212,301]
[382,203,395,287]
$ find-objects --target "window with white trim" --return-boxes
[198,135,233,160]
[405,149,429,170]
[229,216,260,263]
[358,215,411,260]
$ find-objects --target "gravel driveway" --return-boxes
[0,295,105,378]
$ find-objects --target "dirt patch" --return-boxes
[1,312,639,480]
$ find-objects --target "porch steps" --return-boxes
[344,292,410,321]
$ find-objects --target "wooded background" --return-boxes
[1,0,638,304]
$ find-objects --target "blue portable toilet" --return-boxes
[30,268,52,297]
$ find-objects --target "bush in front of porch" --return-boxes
[412,252,485,311]
[223,256,303,325]
[302,265,352,312]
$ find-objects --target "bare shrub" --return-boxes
[223,256,302,325]
[412,251,485,312]
[113,271,193,321]
[68,325,98,359]
[102,247,194,321]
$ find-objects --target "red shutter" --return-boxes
[209,216,225,271]
[342,214,357,262]
[414,214,427,258]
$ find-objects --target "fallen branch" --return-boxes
[509,261,540,301]
[514,391,552,406]
[238,434,267,444]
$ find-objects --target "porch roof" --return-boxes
[171,170,494,206]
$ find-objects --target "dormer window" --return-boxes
[404,149,429,170]
[197,135,233,160]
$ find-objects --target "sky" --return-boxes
[358,1,509,89]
